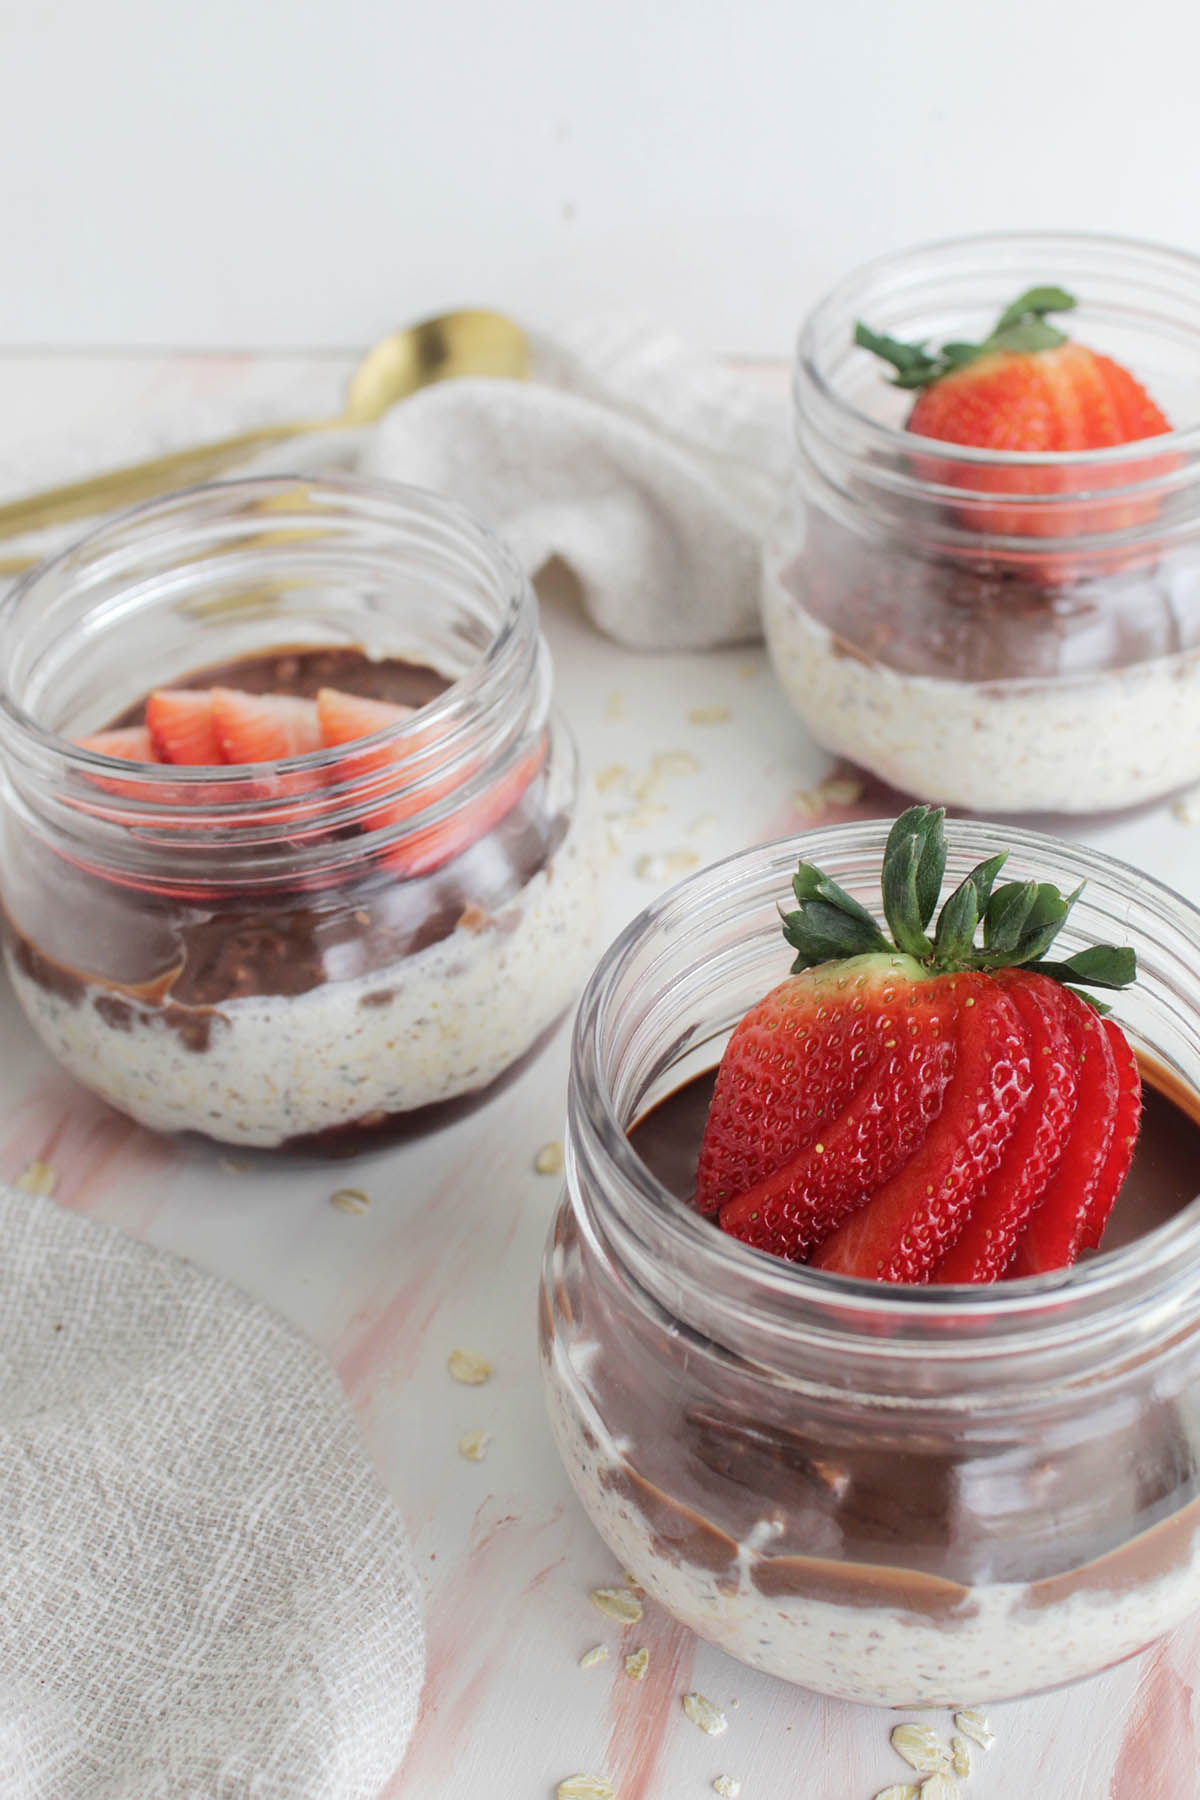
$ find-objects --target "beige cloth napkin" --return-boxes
[0,1186,423,1800]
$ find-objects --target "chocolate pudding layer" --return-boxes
[4,647,601,1148]
[541,1060,1200,1703]
[762,511,1200,813]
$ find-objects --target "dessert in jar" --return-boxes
[0,476,602,1149]
[762,232,1200,813]
[541,818,1200,1705]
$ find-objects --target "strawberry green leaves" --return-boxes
[855,285,1078,389]
[781,806,1136,999]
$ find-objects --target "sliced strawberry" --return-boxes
[1005,990,1121,1277]
[1078,1018,1142,1250]
[932,971,1081,1284]
[146,688,224,766]
[211,688,322,764]
[316,686,414,757]
[716,978,957,1261]
[75,726,159,762]
[809,974,1034,1283]
[387,737,546,879]
[857,288,1175,548]
[316,685,544,878]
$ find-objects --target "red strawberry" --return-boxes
[700,807,1140,1284]
[856,287,1173,542]
[1005,997,1136,1276]
[146,689,223,765]
[316,686,545,878]
[75,726,158,762]
[932,972,1081,1283]
[710,961,957,1257]
[211,688,322,763]
[1081,1019,1142,1250]
[810,974,1033,1282]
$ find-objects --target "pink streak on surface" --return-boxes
[1110,1634,1197,1799]
[382,1500,568,1797]
[603,1602,696,1800]
[333,1127,524,1406]
[0,1082,176,1237]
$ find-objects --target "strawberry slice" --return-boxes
[714,963,957,1258]
[316,685,544,878]
[146,689,224,766]
[932,971,1081,1284]
[75,726,158,762]
[810,975,1033,1283]
[1079,1018,1142,1251]
[999,989,1121,1277]
[316,686,415,757]
[211,688,322,763]
[696,959,902,1214]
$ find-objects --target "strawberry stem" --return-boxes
[855,285,1078,389]
[781,806,1135,1000]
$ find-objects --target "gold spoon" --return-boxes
[0,308,528,574]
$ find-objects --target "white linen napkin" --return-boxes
[0,1185,423,1800]
[360,318,791,649]
[0,320,792,649]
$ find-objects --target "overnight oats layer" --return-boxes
[540,824,1200,1705]
[0,479,603,1150]
[764,231,1200,814]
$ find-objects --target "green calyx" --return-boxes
[854,285,1078,391]
[779,805,1136,1010]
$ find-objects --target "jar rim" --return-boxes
[569,819,1200,1355]
[797,227,1200,471]
[0,474,548,877]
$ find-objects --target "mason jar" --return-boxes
[762,232,1200,814]
[541,821,1200,1705]
[0,475,602,1150]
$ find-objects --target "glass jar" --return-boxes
[541,821,1200,1705]
[762,231,1200,814]
[0,476,602,1150]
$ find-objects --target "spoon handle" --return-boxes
[0,416,335,547]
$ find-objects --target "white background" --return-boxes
[2,0,1198,355]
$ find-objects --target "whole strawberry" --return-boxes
[855,287,1173,539]
[696,807,1140,1283]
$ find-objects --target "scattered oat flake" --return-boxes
[557,1777,615,1800]
[595,762,629,793]
[623,1647,649,1681]
[15,1160,56,1196]
[792,774,865,818]
[950,1737,970,1780]
[622,1570,642,1589]
[682,1692,727,1736]
[447,1347,492,1385]
[590,1586,643,1624]
[458,1429,491,1462]
[712,1779,741,1798]
[354,907,371,926]
[873,1787,918,1800]
[890,1724,949,1775]
[330,1186,370,1216]
[458,902,491,933]
[917,1776,959,1800]
[1173,789,1200,823]
[633,848,701,882]
[534,1140,564,1176]
[579,1644,609,1670]
[687,704,731,725]
[952,1709,994,1749]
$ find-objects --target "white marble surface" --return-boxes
[1,351,1199,1799]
